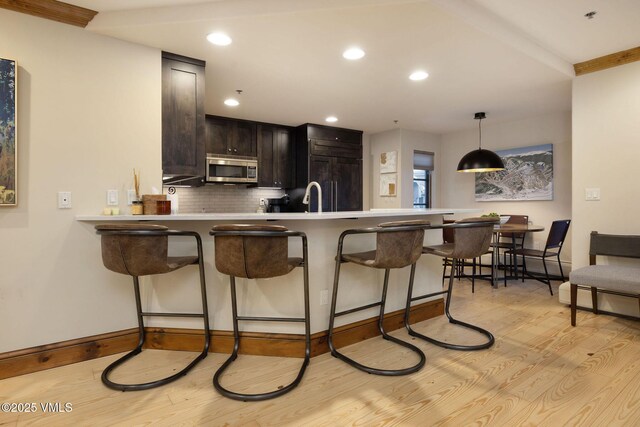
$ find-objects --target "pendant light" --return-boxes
[457,112,505,173]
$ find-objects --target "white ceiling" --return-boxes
[63,0,640,134]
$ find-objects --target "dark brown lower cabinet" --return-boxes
[308,155,362,212]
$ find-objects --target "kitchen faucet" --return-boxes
[302,181,322,213]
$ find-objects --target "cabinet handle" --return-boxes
[233,148,238,153]
[227,148,231,152]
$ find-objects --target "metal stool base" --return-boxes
[213,352,310,401]
[329,264,426,376]
[405,260,495,351]
[102,345,209,392]
[210,230,311,402]
[102,271,210,391]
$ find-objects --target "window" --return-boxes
[413,151,433,208]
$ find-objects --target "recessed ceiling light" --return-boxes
[224,98,239,107]
[409,71,429,81]
[207,32,232,46]
[325,116,338,123]
[343,47,365,60]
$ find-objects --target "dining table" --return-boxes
[490,223,545,287]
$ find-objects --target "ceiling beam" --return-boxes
[429,0,575,78]
[574,46,640,76]
[0,0,97,27]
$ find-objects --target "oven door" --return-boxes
[206,158,257,183]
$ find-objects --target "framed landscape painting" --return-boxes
[475,143,553,201]
[0,57,16,206]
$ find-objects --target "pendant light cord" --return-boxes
[478,117,482,150]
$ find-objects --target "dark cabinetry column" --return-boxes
[334,157,362,211]
[161,52,205,178]
[294,124,363,212]
[309,155,332,212]
[258,124,294,188]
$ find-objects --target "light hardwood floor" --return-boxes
[1,278,639,426]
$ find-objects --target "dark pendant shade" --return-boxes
[457,111,505,173]
[457,148,505,173]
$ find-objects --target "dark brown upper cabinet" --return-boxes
[257,124,294,188]
[161,52,206,178]
[294,124,363,212]
[205,115,257,157]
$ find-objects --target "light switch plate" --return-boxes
[58,191,72,209]
[107,189,118,206]
[585,188,600,201]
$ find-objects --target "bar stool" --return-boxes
[440,218,494,292]
[95,224,210,391]
[328,220,429,376]
[404,217,497,351]
[210,224,310,401]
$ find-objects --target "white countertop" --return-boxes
[76,208,478,221]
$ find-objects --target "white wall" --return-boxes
[572,61,640,268]
[370,128,441,209]
[0,9,162,352]
[440,112,572,265]
[370,129,403,208]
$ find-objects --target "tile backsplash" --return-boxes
[170,185,285,213]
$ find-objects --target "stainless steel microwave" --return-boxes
[206,156,258,183]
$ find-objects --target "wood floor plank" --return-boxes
[1,278,639,426]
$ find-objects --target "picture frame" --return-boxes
[380,151,397,174]
[0,57,17,206]
[475,143,553,201]
[379,173,397,197]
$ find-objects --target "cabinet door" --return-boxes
[309,155,332,212]
[275,128,294,188]
[233,121,257,156]
[162,56,205,176]
[333,157,362,211]
[205,116,232,155]
[257,125,275,187]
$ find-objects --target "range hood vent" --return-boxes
[162,174,205,187]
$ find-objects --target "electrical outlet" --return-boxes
[127,189,137,205]
[58,191,72,209]
[107,189,118,206]
[320,289,329,305]
[259,198,266,206]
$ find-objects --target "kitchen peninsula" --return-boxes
[77,208,478,336]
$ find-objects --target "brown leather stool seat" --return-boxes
[95,224,210,391]
[210,224,310,401]
[327,219,429,376]
[405,217,497,351]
